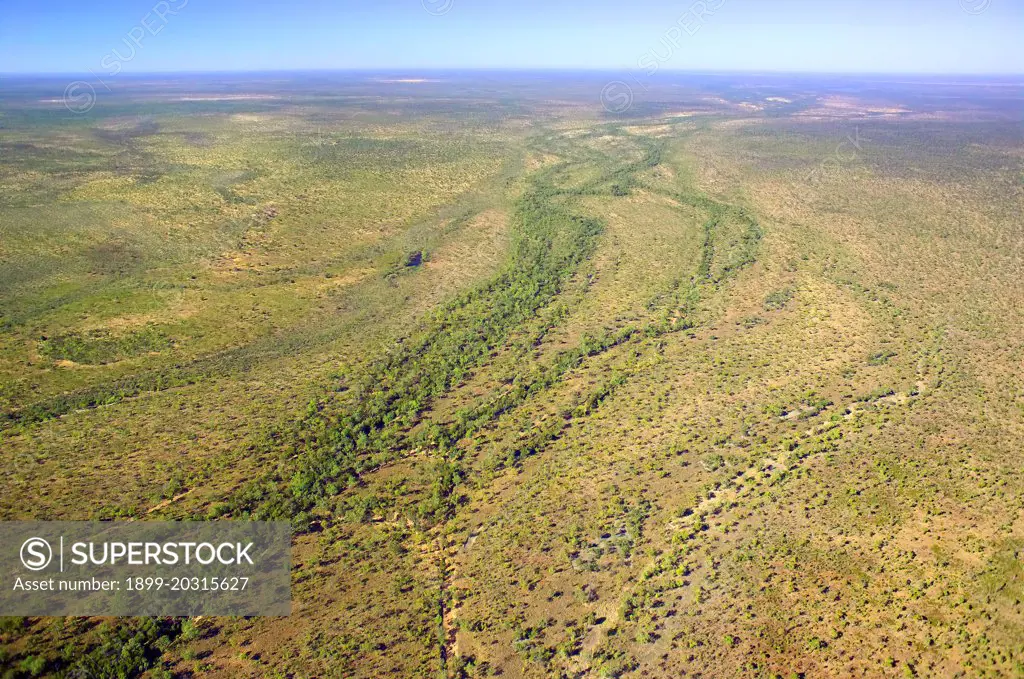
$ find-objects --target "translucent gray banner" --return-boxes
[0,522,291,616]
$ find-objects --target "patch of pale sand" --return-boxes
[143,489,195,516]
[623,123,679,137]
[817,95,911,114]
[712,117,768,129]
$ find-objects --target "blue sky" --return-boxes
[1,0,1021,74]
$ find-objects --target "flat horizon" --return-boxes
[3,68,1022,78]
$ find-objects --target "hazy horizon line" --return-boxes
[2,67,1022,79]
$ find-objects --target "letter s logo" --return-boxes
[20,538,53,571]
